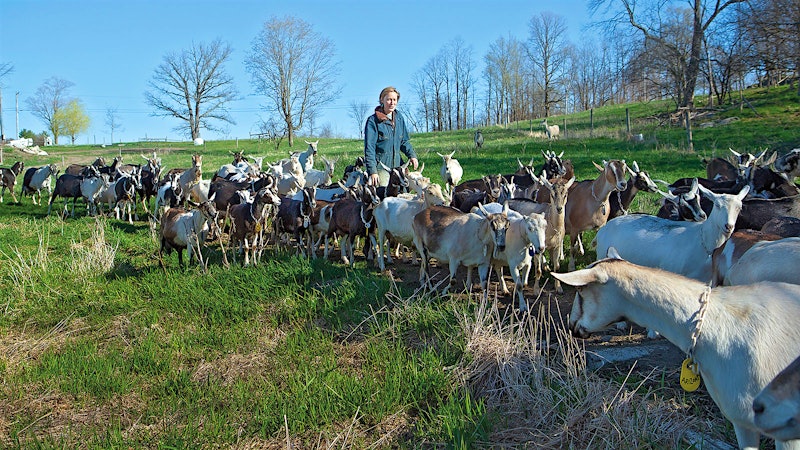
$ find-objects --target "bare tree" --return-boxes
[527,12,570,118]
[347,99,372,139]
[105,106,124,144]
[144,39,238,140]
[484,35,527,126]
[245,16,342,147]
[26,76,74,145]
[740,0,800,93]
[590,0,746,110]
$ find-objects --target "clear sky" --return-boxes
[0,0,593,144]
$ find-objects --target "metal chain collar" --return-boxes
[687,285,713,361]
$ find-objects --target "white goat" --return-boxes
[159,195,218,267]
[438,151,463,194]
[476,202,547,311]
[552,254,800,450]
[754,354,800,442]
[595,185,750,282]
[725,237,800,286]
[373,184,449,271]
[541,118,560,140]
[304,156,336,188]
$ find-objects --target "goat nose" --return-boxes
[725,223,734,233]
[752,400,764,415]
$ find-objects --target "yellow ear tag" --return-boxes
[680,358,702,392]
[255,223,262,233]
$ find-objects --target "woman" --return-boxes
[364,86,418,187]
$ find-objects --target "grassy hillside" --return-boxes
[0,85,797,448]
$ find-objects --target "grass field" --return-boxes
[0,85,798,448]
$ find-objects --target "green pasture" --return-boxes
[0,85,797,448]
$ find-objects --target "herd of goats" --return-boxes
[2,139,800,447]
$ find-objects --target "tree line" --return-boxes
[3,0,796,144]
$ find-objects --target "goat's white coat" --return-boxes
[553,257,800,450]
[725,237,800,286]
[23,164,57,205]
[595,185,749,281]
[476,202,547,311]
[373,185,448,270]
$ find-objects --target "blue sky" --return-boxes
[0,0,593,144]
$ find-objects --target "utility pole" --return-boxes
[0,87,4,141]
[15,92,19,139]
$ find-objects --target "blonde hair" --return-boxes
[379,86,400,104]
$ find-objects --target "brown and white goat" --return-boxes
[159,195,218,267]
[564,159,628,270]
[275,186,318,257]
[228,187,282,266]
[724,237,800,286]
[412,203,510,298]
[328,184,381,267]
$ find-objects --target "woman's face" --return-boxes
[382,91,399,113]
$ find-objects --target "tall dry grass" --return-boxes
[454,293,698,449]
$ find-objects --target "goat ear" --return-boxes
[737,184,751,200]
[187,200,199,208]
[208,192,216,202]
[379,161,391,172]
[551,266,607,287]
[557,151,564,158]
[765,151,778,166]
[606,246,623,260]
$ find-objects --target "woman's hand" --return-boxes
[368,173,380,186]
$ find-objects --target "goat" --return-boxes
[154,173,185,220]
[22,164,58,205]
[541,118,559,139]
[166,154,203,205]
[0,161,24,203]
[48,173,85,218]
[608,161,659,219]
[438,151,463,195]
[724,237,800,286]
[761,216,800,237]
[342,156,365,182]
[208,175,275,220]
[753,354,800,442]
[531,176,574,294]
[228,187,282,266]
[304,156,336,188]
[452,174,504,212]
[552,254,800,450]
[288,140,318,173]
[595,185,749,282]
[710,229,782,287]
[412,203,509,298]
[564,159,628,270]
[328,184,381,267]
[136,154,163,215]
[159,195,218,267]
[373,184,449,271]
[476,202,547,311]
[79,167,109,216]
[309,199,336,259]
[64,157,106,177]
[111,168,143,223]
[541,150,572,181]
[474,130,484,149]
[655,179,708,222]
[737,194,800,231]
[775,148,800,181]
[376,160,410,199]
[275,186,317,257]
